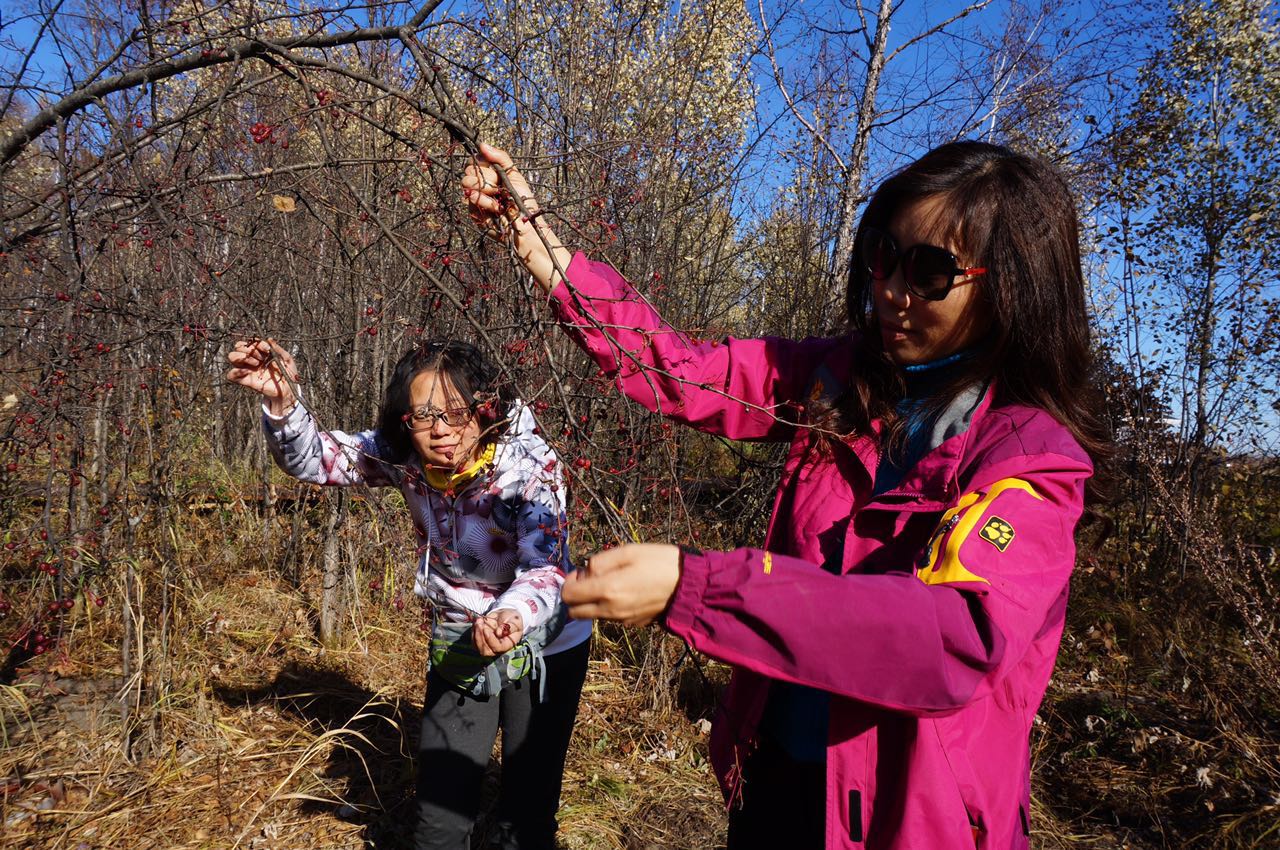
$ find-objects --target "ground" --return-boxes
[2,562,1276,849]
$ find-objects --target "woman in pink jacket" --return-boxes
[464,141,1108,850]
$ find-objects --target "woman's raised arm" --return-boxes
[226,337,397,488]
[462,145,843,442]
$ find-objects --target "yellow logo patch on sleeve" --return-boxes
[979,516,1015,551]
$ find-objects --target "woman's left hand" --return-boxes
[474,608,524,656]
[562,543,682,627]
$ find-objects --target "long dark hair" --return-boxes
[377,339,514,463]
[837,140,1111,473]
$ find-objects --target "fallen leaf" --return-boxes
[272,195,297,213]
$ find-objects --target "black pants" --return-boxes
[414,638,590,850]
[726,736,826,850]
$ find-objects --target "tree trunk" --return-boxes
[319,491,348,644]
[828,0,893,319]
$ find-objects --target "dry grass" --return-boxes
[1026,562,1280,850]
[2,494,1277,849]
[1,542,728,850]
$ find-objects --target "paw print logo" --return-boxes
[979,516,1015,551]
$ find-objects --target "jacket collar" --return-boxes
[868,381,994,509]
[422,442,495,492]
[811,342,997,511]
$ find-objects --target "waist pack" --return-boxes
[429,604,567,700]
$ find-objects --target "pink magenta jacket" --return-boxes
[549,253,1093,850]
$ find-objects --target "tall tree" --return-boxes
[1105,0,1280,471]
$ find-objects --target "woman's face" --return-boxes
[873,195,991,366]
[406,369,484,470]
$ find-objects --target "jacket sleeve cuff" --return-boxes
[548,252,622,319]
[492,599,538,632]
[662,548,714,639]
[261,398,308,439]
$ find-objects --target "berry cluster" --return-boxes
[249,122,275,144]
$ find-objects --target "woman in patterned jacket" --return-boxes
[225,338,590,850]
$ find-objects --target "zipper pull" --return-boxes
[917,513,961,569]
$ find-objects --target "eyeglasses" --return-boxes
[402,405,473,431]
[860,227,987,301]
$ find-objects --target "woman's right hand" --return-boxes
[225,338,300,416]
[462,142,572,293]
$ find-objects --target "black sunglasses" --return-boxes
[860,227,986,301]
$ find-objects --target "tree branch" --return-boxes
[0,0,444,171]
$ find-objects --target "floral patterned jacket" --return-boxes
[262,400,578,643]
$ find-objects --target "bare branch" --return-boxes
[756,0,847,172]
[0,0,444,171]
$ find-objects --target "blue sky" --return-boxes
[2,0,1274,450]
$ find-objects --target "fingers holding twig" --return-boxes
[562,543,682,626]
[460,142,571,292]
[224,337,300,411]
[462,142,541,241]
[472,608,523,656]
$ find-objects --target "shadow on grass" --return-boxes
[213,664,509,849]
[671,649,728,728]
[214,663,465,849]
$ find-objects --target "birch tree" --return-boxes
[1104,0,1280,473]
